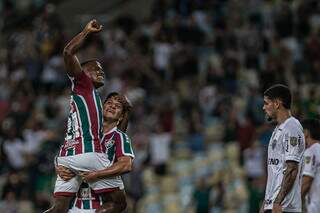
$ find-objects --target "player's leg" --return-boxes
[43,196,73,213]
[44,173,80,213]
[96,190,127,213]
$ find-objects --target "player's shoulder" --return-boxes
[282,117,303,133]
[114,128,128,137]
[307,143,320,155]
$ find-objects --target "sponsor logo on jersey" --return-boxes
[312,155,316,166]
[272,139,277,150]
[268,158,280,165]
[64,139,79,148]
[265,199,272,205]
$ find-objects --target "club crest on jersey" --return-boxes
[105,139,115,149]
[305,156,311,164]
[289,137,298,146]
[80,188,90,198]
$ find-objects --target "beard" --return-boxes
[265,114,277,125]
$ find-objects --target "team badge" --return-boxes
[289,137,298,146]
[80,188,90,198]
[305,156,311,164]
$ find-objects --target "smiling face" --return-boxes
[103,96,124,124]
[263,96,278,123]
[83,61,104,88]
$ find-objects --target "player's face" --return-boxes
[303,129,311,148]
[103,96,124,123]
[85,61,104,88]
[263,96,277,123]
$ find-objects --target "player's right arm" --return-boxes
[301,149,315,201]
[63,19,102,77]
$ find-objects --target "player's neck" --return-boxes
[276,110,291,125]
[103,122,117,133]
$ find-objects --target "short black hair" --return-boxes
[263,84,292,109]
[80,59,97,67]
[301,118,320,140]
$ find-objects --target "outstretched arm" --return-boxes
[273,161,299,208]
[63,19,102,77]
[79,156,133,182]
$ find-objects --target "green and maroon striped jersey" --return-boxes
[59,72,103,156]
[101,127,135,163]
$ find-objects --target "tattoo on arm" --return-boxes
[274,161,299,204]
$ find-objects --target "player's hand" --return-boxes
[84,19,103,33]
[55,165,76,181]
[79,171,99,182]
[272,203,283,213]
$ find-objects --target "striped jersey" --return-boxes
[99,126,135,188]
[102,126,135,161]
[69,127,134,211]
[69,182,103,210]
[59,72,104,157]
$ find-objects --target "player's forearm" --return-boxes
[301,176,313,199]
[274,161,298,204]
[96,161,132,179]
[63,29,90,55]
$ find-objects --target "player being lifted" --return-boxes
[301,118,320,213]
[45,20,113,213]
[56,92,134,213]
[259,84,305,213]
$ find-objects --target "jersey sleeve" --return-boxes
[114,132,135,159]
[283,126,304,163]
[69,72,93,94]
[303,148,316,178]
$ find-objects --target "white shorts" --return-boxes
[54,153,120,196]
[68,207,95,213]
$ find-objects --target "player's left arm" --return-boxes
[79,156,133,182]
[274,160,299,205]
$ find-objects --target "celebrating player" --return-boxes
[56,92,134,212]
[259,84,305,213]
[301,118,320,213]
[45,19,113,213]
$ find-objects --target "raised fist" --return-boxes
[84,19,103,33]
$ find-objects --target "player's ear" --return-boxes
[274,99,281,109]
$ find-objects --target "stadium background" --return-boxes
[0,0,320,212]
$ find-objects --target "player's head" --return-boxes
[263,84,292,123]
[81,59,104,88]
[301,118,320,147]
[103,92,132,132]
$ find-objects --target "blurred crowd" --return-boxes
[1,0,320,212]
